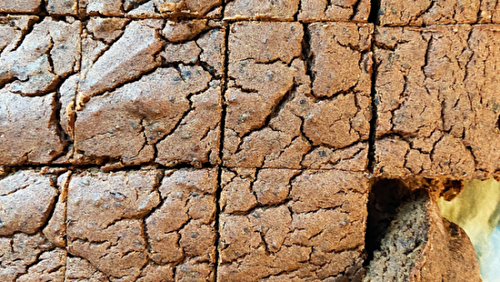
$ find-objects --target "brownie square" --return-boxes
[374,25,500,180]
[378,0,500,26]
[66,168,218,282]
[0,0,42,13]
[0,169,70,282]
[0,16,81,166]
[223,21,372,170]
[218,168,369,281]
[224,0,370,22]
[73,19,224,168]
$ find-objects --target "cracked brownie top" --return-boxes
[223,21,373,170]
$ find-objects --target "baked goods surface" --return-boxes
[0,0,493,280]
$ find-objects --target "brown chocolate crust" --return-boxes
[223,21,372,170]
[378,0,500,26]
[218,168,369,281]
[374,25,500,180]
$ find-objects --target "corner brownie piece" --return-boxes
[224,0,370,22]
[218,168,369,281]
[0,16,81,166]
[73,19,224,168]
[0,169,70,281]
[364,191,481,282]
[378,0,500,26]
[223,21,372,170]
[374,25,500,180]
[66,168,218,281]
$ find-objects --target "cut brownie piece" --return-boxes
[218,168,369,281]
[224,0,370,22]
[374,25,500,180]
[66,168,218,282]
[0,0,42,13]
[0,169,70,282]
[223,21,372,170]
[77,0,222,18]
[0,16,81,166]
[364,191,481,282]
[73,19,224,168]
[378,0,500,26]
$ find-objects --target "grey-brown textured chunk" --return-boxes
[364,192,481,282]
[0,169,70,282]
[218,169,369,282]
[374,25,500,180]
[224,0,370,21]
[0,0,41,13]
[223,22,372,170]
[74,20,224,168]
[145,168,218,281]
[378,0,500,26]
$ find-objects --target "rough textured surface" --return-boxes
[223,21,372,170]
[364,191,481,282]
[224,0,370,22]
[0,0,41,13]
[379,0,500,26]
[0,16,81,166]
[73,19,224,168]
[47,0,78,15]
[218,168,369,281]
[0,169,70,282]
[374,25,500,180]
[298,0,371,22]
[66,168,217,282]
[78,0,223,18]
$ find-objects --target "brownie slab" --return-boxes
[374,25,500,180]
[223,21,372,170]
[378,0,500,26]
[224,0,370,22]
[66,168,218,282]
[218,168,369,281]
[73,19,224,168]
[0,169,70,282]
[0,16,81,166]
